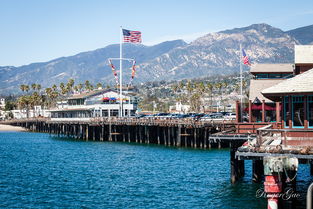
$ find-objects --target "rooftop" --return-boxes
[262,68,313,98]
[295,45,313,64]
[250,63,294,73]
[249,79,285,102]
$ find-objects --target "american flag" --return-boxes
[242,49,251,66]
[122,29,142,43]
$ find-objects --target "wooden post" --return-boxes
[146,126,150,144]
[157,126,160,144]
[101,125,104,141]
[193,128,197,148]
[252,160,264,182]
[139,126,142,143]
[185,129,188,148]
[123,125,126,142]
[164,127,167,146]
[238,160,245,178]
[304,96,308,129]
[109,123,112,141]
[93,126,96,141]
[288,96,292,128]
[86,125,89,141]
[262,100,265,122]
[177,125,181,147]
[230,142,239,184]
[248,100,252,123]
[282,98,285,128]
[128,126,131,143]
[204,127,207,149]
[276,102,281,123]
[236,101,240,123]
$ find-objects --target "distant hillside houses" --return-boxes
[0,98,5,109]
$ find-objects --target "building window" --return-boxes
[268,74,282,79]
[284,96,290,128]
[308,96,313,128]
[292,96,304,128]
[255,74,269,79]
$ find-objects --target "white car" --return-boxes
[224,113,236,120]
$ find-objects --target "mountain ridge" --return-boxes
[0,23,311,95]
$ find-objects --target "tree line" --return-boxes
[15,79,109,117]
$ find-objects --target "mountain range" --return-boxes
[1,23,313,95]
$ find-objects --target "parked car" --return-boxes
[200,114,213,121]
[176,114,189,119]
[210,113,224,119]
[224,113,236,120]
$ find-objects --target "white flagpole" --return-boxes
[119,26,123,117]
[240,44,243,122]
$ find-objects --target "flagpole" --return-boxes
[240,44,243,122]
[119,26,123,117]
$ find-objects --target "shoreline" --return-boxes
[0,124,27,132]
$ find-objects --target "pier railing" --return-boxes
[2,116,235,129]
[256,125,313,148]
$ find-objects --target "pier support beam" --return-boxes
[252,160,264,183]
[263,157,298,209]
[230,141,244,183]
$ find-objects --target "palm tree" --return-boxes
[31,83,37,91]
[61,87,68,96]
[18,95,31,118]
[190,93,201,112]
[171,84,178,93]
[52,84,57,92]
[20,84,30,93]
[186,81,193,94]
[197,82,205,95]
[60,82,65,90]
[215,82,223,112]
[77,83,83,92]
[45,88,53,108]
[24,85,29,93]
[85,80,91,91]
[178,81,184,89]
[96,83,103,89]
[68,78,75,88]
[206,83,214,112]
[66,78,75,94]
[20,84,26,92]
[36,84,41,92]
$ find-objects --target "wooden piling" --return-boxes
[252,160,264,182]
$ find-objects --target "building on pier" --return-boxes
[237,45,313,152]
[248,63,294,122]
[236,45,313,133]
[50,88,138,121]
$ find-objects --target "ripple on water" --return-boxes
[1,132,309,208]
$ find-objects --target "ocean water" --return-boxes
[0,131,311,208]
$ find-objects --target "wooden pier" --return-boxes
[2,117,249,183]
[5,118,241,148]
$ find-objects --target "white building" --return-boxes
[50,88,138,121]
[0,98,5,109]
[11,106,51,119]
[169,102,190,113]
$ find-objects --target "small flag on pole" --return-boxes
[242,49,251,66]
[122,29,142,43]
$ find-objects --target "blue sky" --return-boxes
[1,0,313,66]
